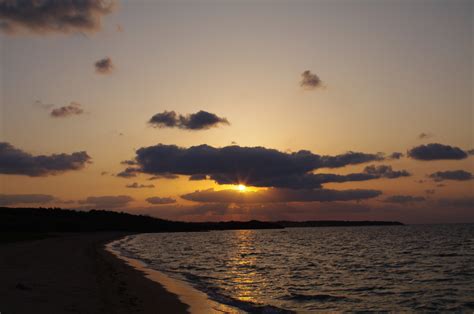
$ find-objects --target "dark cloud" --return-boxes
[145,197,176,205]
[50,102,84,118]
[116,167,137,178]
[148,173,179,180]
[125,182,155,189]
[78,195,133,208]
[300,70,323,89]
[389,152,404,160]
[320,151,385,168]
[149,110,229,130]
[121,160,137,166]
[189,174,208,181]
[407,143,468,161]
[0,142,91,176]
[363,165,411,179]
[0,194,55,206]
[418,132,433,139]
[211,165,409,189]
[181,188,382,203]
[382,195,426,204]
[429,170,473,182]
[148,111,178,128]
[467,149,474,156]
[95,57,114,74]
[123,144,387,189]
[0,0,115,35]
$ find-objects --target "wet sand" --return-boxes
[107,239,242,314]
[0,233,188,314]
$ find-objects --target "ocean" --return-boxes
[111,224,474,312]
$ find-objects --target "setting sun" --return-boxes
[237,184,247,192]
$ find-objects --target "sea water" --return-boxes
[111,224,474,312]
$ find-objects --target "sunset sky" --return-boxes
[1,0,472,223]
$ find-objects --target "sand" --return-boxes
[0,233,188,314]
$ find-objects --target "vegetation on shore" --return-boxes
[0,207,403,233]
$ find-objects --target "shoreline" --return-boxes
[107,236,242,313]
[0,232,188,314]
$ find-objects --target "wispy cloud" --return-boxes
[78,195,133,208]
[50,102,84,118]
[145,197,176,205]
[0,193,55,206]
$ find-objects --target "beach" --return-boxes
[0,233,188,314]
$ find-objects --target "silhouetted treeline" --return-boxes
[0,207,402,233]
[0,207,282,232]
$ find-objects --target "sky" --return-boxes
[0,0,473,224]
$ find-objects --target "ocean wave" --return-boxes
[280,293,354,303]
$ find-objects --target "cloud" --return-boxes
[428,170,473,182]
[78,195,133,208]
[125,182,155,189]
[425,189,436,195]
[121,160,137,166]
[407,143,468,161]
[0,0,115,35]
[145,197,176,205]
[363,164,411,179]
[0,142,91,176]
[0,194,55,206]
[389,152,404,160]
[95,57,114,74]
[148,173,179,180]
[382,195,426,204]
[181,188,382,203]
[50,102,84,118]
[149,110,229,130]
[122,144,388,189]
[189,174,208,181]
[467,149,474,156]
[300,70,323,89]
[116,167,137,178]
[418,132,433,139]
[211,165,410,189]
[320,151,385,168]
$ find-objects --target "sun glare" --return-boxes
[237,184,247,192]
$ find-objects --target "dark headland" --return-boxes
[0,207,403,233]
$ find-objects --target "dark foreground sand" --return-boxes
[0,233,188,314]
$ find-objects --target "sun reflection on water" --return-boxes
[226,230,267,303]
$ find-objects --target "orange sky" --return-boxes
[0,0,472,223]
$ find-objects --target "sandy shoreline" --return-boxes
[107,237,242,314]
[0,232,188,314]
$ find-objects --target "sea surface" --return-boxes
[112,225,474,312]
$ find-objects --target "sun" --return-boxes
[237,184,247,192]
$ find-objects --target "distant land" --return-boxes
[0,207,403,233]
